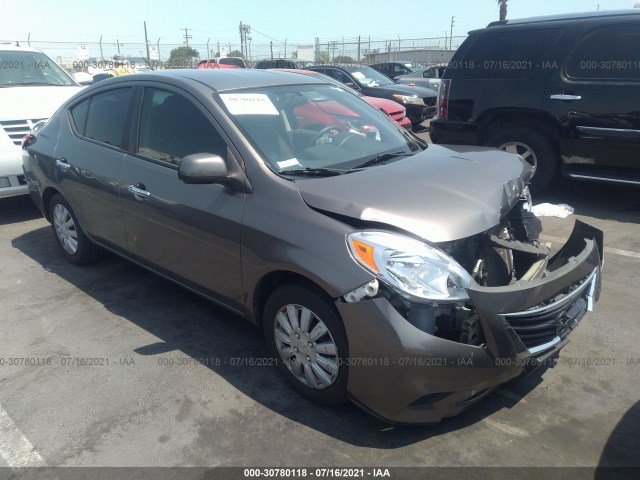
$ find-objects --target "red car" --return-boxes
[277,69,412,130]
[196,57,245,69]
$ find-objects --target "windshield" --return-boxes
[217,84,420,174]
[349,66,394,87]
[220,57,245,67]
[0,50,76,87]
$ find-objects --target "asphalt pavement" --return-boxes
[0,140,639,479]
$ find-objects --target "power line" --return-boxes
[250,27,284,44]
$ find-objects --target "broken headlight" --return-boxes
[347,231,473,302]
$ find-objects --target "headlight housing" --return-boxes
[347,231,473,302]
[392,94,425,106]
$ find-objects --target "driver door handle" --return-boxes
[550,94,582,101]
[55,158,70,172]
[128,183,151,199]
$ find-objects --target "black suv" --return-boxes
[307,65,436,126]
[369,61,417,80]
[430,10,640,190]
[254,59,297,69]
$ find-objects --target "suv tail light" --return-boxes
[436,79,451,120]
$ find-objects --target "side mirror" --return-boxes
[178,153,229,184]
[73,72,94,86]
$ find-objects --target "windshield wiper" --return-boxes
[351,152,411,170]
[280,167,347,177]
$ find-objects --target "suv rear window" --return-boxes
[80,88,132,149]
[565,25,640,81]
[455,28,562,80]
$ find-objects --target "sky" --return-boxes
[1,0,637,60]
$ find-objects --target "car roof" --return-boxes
[91,69,322,92]
[372,61,414,65]
[0,42,44,53]
[310,65,373,72]
[485,9,640,28]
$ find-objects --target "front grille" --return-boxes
[423,97,436,107]
[502,269,597,352]
[0,119,46,146]
[388,109,405,121]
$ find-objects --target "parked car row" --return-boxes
[306,65,436,127]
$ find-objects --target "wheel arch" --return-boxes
[478,109,562,145]
[41,186,61,222]
[251,270,339,327]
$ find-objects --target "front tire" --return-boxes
[485,126,557,192]
[49,193,101,265]
[263,285,349,406]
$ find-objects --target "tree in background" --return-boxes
[333,55,355,64]
[228,50,244,58]
[317,51,330,64]
[168,46,199,67]
[498,0,508,21]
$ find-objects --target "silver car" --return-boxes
[23,70,603,424]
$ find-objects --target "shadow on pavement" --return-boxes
[12,225,548,449]
[536,178,640,225]
[596,400,640,480]
[0,195,42,226]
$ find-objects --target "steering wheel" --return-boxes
[312,124,345,144]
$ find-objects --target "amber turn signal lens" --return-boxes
[351,239,379,272]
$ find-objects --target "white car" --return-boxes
[0,43,87,198]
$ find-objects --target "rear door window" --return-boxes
[457,28,562,79]
[79,88,132,149]
[564,25,640,81]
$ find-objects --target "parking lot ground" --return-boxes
[1,177,639,477]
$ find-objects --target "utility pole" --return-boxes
[99,35,104,61]
[144,21,151,68]
[270,41,274,60]
[450,16,455,51]
[114,39,123,54]
[238,22,251,58]
[182,27,192,47]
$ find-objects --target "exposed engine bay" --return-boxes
[378,194,562,347]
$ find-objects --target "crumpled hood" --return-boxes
[0,86,82,121]
[295,144,533,243]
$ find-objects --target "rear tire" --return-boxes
[49,193,101,265]
[485,126,557,192]
[263,285,348,406]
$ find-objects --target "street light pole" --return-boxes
[450,16,455,51]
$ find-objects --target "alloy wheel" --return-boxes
[498,141,538,176]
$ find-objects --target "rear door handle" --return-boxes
[550,94,582,101]
[55,157,70,172]
[128,183,151,199]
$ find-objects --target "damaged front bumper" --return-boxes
[337,220,603,424]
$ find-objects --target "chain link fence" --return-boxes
[18,34,467,71]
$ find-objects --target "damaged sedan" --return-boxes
[22,70,603,424]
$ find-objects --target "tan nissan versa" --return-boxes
[23,69,603,424]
